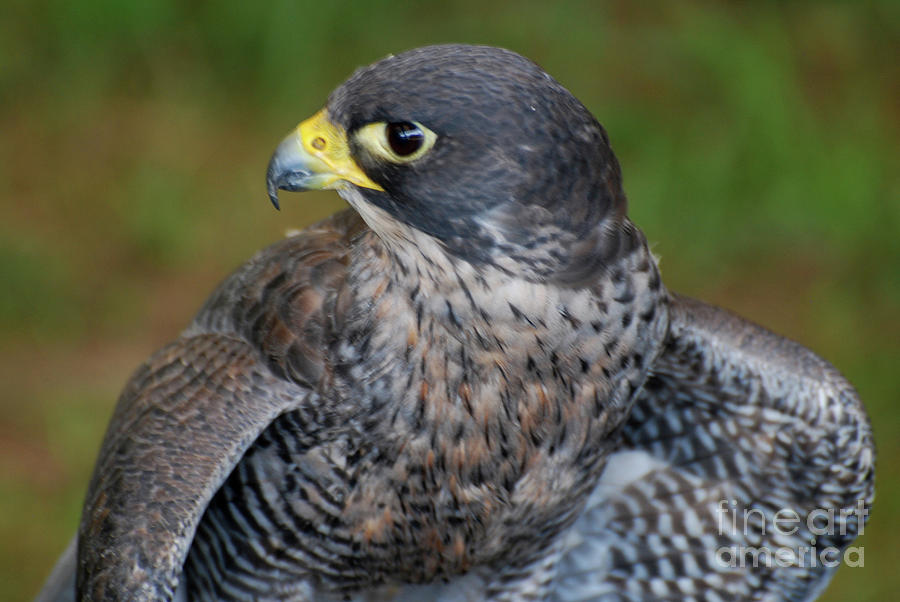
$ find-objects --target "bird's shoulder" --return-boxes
[186,209,368,386]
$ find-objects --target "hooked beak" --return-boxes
[266,109,383,209]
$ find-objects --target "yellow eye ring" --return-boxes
[354,121,437,163]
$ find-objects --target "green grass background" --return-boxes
[2,1,897,599]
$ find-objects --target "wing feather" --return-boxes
[39,212,364,601]
[552,294,874,601]
[75,334,313,600]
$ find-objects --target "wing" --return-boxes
[76,333,315,601]
[551,293,874,601]
[36,212,364,601]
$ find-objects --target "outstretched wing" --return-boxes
[36,213,362,602]
[37,336,316,602]
[76,334,316,601]
[552,293,874,601]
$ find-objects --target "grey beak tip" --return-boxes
[266,132,319,210]
[266,153,284,210]
[267,178,281,210]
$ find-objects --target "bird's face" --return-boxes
[268,44,629,281]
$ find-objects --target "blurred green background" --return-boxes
[2,1,897,599]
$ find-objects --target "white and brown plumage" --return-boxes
[38,45,873,601]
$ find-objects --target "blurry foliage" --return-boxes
[0,1,897,600]
[0,233,75,329]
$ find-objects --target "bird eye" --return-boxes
[386,122,425,156]
[354,120,437,164]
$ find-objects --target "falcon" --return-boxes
[38,44,873,601]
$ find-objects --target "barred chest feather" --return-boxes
[184,219,668,597]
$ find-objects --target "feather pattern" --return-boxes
[550,294,874,601]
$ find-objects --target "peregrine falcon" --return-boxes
[37,44,873,601]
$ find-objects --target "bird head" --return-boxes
[267,44,632,285]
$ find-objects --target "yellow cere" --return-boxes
[296,109,384,191]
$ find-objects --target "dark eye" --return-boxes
[386,122,425,157]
